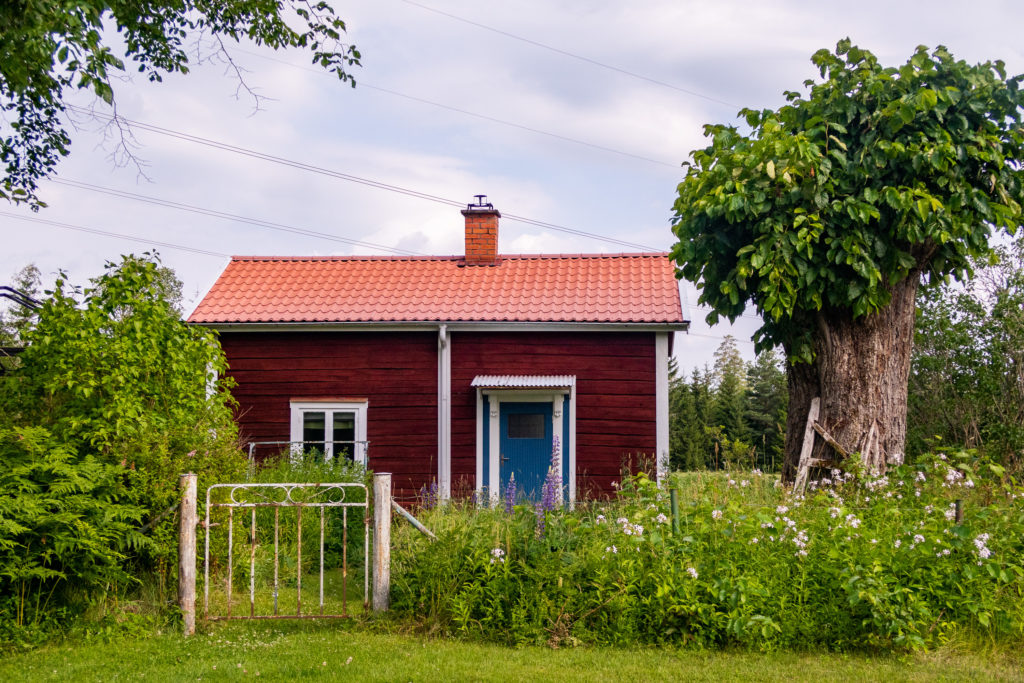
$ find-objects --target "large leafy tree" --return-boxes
[670,41,1024,481]
[1,1,360,208]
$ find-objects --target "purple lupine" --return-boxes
[504,474,517,514]
[539,436,562,512]
[419,480,439,509]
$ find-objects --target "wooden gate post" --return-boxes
[178,472,198,636]
[372,473,392,612]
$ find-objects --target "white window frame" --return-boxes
[289,400,368,465]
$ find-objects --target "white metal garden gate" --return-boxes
[202,482,369,621]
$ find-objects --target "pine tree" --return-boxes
[711,336,750,445]
[746,349,788,472]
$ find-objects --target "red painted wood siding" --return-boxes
[219,332,437,498]
[450,331,657,497]
[219,330,657,500]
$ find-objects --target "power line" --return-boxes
[234,48,680,170]
[64,105,665,252]
[52,178,425,256]
[683,330,756,345]
[397,0,739,109]
[3,206,753,347]
[0,211,229,258]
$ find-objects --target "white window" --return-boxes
[289,401,368,464]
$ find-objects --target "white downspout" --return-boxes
[438,324,451,500]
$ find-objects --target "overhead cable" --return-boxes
[234,48,679,169]
[0,211,230,258]
[64,105,665,252]
[397,0,739,108]
[52,178,425,256]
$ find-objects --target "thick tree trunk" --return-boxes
[782,277,919,482]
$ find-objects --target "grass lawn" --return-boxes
[1,621,1021,682]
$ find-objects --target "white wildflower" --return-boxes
[711,509,723,520]
[686,567,698,579]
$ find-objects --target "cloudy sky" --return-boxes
[3,0,1023,371]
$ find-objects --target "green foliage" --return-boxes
[746,349,788,469]
[392,456,1024,651]
[670,41,1024,362]
[0,254,246,640]
[0,262,41,346]
[0,426,145,638]
[909,237,1024,467]
[712,336,750,444]
[670,342,786,472]
[0,1,361,208]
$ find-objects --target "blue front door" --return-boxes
[499,401,553,501]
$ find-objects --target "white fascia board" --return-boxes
[196,321,690,333]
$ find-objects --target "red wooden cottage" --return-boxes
[189,198,688,501]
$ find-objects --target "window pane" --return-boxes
[303,411,326,458]
[333,412,356,461]
[508,413,545,439]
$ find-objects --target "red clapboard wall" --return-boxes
[219,331,438,498]
[450,331,657,497]
[220,329,657,499]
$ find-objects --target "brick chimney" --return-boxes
[462,195,500,266]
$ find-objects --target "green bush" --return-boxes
[0,427,145,644]
[0,255,247,643]
[391,452,1024,651]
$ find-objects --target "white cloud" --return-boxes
[4,0,1024,369]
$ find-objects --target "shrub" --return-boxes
[391,452,1024,651]
[0,255,247,643]
[0,427,145,644]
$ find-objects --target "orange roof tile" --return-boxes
[188,254,686,325]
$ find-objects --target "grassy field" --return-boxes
[1,621,1022,682]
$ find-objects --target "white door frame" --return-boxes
[475,388,576,503]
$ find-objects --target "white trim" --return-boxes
[477,390,576,504]
[475,388,484,499]
[569,383,577,503]
[488,396,501,500]
[552,395,563,475]
[200,321,688,333]
[289,400,368,465]
[655,332,670,483]
[437,325,451,500]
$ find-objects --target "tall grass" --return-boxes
[391,450,1024,651]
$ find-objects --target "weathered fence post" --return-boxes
[178,472,198,636]
[372,473,392,612]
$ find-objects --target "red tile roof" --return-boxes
[188,254,685,325]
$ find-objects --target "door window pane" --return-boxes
[508,413,545,439]
[303,411,326,458]
[333,412,356,461]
